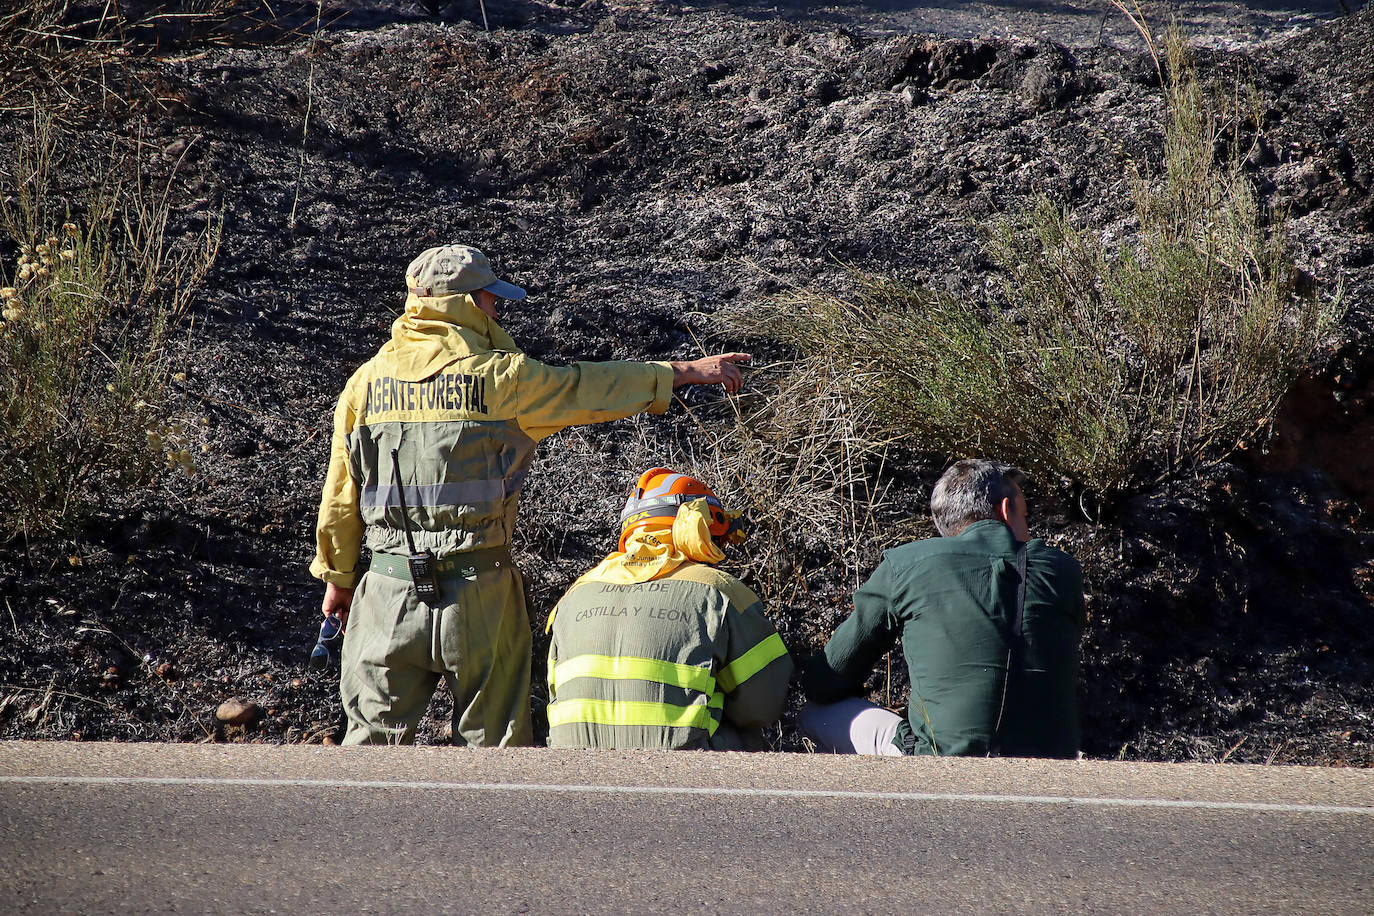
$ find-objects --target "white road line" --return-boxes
[2,775,1371,816]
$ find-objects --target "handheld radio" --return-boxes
[391,448,441,604]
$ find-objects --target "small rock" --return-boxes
[593,14,627,34]
[898,84,928,108]
[1021,60,1070,111]
[807,79,839,104]
[216,698,262,725]
[701,61,731,83]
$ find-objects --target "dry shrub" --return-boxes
[729,33,1343,509]
[672,361,897,606]
[0,0,112,110]
[0,109,221,540]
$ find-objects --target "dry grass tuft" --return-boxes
[0,109,221,540]
[673,360,899,606]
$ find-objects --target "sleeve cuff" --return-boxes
[310,558,357,589]
[648,361,674,414]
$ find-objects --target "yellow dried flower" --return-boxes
[45,235,58,247]
[63,222,78,237]
[68,555,83,567]
[34,244,49,256]
[199,417,210,427]
[172,372,187,382]
[60,249,75,261]
[2,306,20,321]
[0,287,14,299]
[36,266,49,278]
[18,264,32,279]
[106,383,116,393]
[201,443,211,454]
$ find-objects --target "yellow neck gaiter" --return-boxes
[375,292,523,382]
[546,499,727,632]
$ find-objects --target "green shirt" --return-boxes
[803,521,1085,757]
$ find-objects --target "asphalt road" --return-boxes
[2,742,1371,914]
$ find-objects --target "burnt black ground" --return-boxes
[0,0,1371,764]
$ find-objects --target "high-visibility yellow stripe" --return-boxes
[716,632,788,692]
[547,698,720,735]
[553,655,716,693]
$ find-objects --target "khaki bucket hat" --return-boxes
[405,245,527,300]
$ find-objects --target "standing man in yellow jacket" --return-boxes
[310,245,749,746]
[546,468,792,750]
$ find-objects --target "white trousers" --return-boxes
[797,697,904,756]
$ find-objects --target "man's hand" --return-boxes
[322,582,355,622]
[670,353,751,395]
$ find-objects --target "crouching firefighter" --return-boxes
[546,468,793,750]
[310,246,751,746]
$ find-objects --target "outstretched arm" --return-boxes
[669,353,751,394]
[515,351,752,442]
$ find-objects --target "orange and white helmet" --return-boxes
[619,468,729,551]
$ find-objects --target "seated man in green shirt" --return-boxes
[546,468,793,750]
[799,459,1085,757]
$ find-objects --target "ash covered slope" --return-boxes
[0,4,1370,762]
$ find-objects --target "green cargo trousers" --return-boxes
[339,562,533,746]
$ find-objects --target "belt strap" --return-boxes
[369,545,514,582]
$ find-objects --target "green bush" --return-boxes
[729,34,1342,507]
[0,111,220,540]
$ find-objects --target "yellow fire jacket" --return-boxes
[310,292,674,587]
[547,560,793,750]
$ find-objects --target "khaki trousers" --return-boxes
[339,564,533,746]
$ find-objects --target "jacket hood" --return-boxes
[376,292,523,381]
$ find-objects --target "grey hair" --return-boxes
[930,459,1025,537]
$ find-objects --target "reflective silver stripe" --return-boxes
[641,473,688,499]
[620,494,724,524]
[361,479,506,508]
